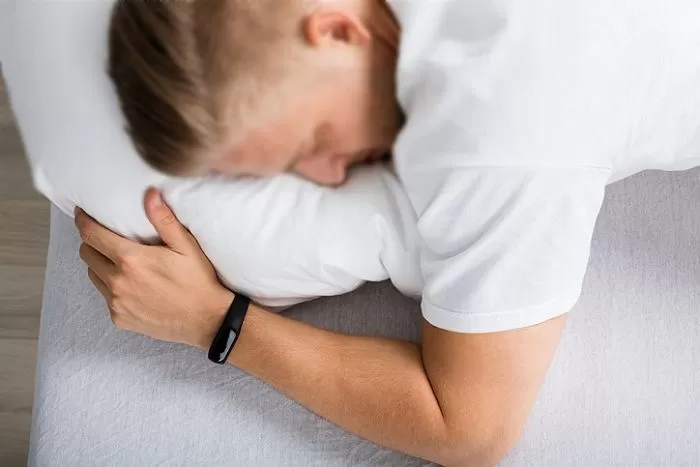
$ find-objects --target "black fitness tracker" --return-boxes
[207,293,251,364]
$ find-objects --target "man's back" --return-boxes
[387,0,700,334]
[390,0,700,180]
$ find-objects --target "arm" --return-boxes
[76,190,566,466]
[219,303,566,466]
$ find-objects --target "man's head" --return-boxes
[108,0,402,185]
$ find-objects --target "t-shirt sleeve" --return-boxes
[411,166,610,333]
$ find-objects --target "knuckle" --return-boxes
[160,213,177,227]
[116,252,139,271]
[78,243,89,261]
[107,276,127,295]
[107,297,122,317]
[78,223,93,243]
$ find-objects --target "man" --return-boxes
[76,0,700,465]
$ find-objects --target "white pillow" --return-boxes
[3,0,423,307]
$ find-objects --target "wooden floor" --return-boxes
[0,72,49,465]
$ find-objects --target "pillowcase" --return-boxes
[3,0,423,307]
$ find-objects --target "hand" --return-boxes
[75,188,234,349]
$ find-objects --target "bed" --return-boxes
[26,167,700,466]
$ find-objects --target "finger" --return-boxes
[79,243,116,283]
[87,269,121,326]
[75,209,134,262]
[87,268,111,301]
[144,188,196,253]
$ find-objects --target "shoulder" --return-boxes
[412,166,611,334]
[396,165,611,225]
[389,1,680,174]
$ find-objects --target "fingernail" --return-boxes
[150,190,164,209]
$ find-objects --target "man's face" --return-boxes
[214,77,402,186]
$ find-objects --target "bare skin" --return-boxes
[76,190,567,466]
[77,2,569,465]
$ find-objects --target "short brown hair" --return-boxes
[108,0,312,176]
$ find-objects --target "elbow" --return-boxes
[436,420,524,467]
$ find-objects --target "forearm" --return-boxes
[76,193,546,465]
[209,304,487,465]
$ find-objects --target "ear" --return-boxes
[304,8,371,47]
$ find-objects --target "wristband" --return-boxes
[207,293,251,364]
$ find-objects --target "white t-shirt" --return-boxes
[386,0,700,333]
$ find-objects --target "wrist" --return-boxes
[194,288,235,351]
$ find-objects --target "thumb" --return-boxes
[144,188,195,253]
